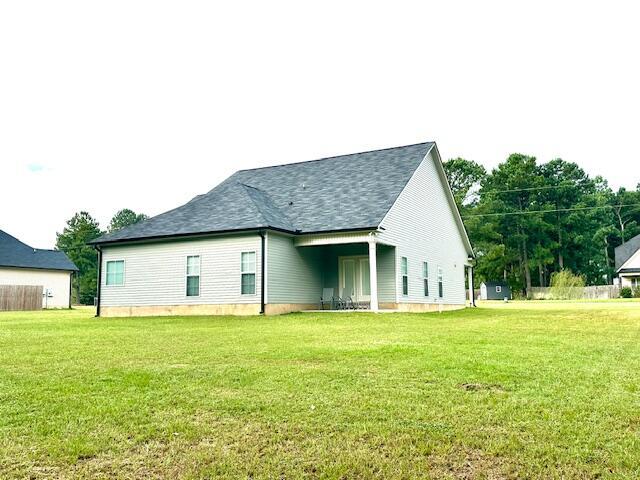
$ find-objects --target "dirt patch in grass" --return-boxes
[428,448,511,479]
[459,383,506,393]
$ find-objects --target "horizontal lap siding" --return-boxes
[376,245,396,303]
[100,235,261,307]
[267,232,322,304]
[377,150,468,305]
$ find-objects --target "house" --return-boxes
[615,233,640,289]
[0,230,78,309]
[90,142,475,316]
[479,281,511,301]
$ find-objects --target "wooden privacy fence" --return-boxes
[0,285,43,311]
[529,285,621,300]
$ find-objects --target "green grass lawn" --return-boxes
[1,303,639,479]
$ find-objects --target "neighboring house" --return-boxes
[479,281,511,301]
[615,234,640,289]
[90,142,475,316]
[0,230,78,308]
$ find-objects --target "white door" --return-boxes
[341,258,356,298]
[340,256,371,302]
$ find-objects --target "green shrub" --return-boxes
[549,270,585,300]
[634,287,640,298]
[620,287,633,298]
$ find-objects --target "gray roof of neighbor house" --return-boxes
[93,143,447,245]
[0,230,78,271]
[615,233,640,271]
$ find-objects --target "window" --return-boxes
[186,255,200,296]
[437,267,444,298]
[423,261,429,297]
[105,260,124,286]
[241,251,256,295]
[496,285,502,293]
[401,257,408,296]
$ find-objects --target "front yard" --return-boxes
[1,302,639,478]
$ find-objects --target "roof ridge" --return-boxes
[235,182,270,226]
[236,141,434,174]
[238,182,296,231]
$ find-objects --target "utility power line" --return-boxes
[481,182,588,195]
[462,203,640,218]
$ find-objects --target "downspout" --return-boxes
[259,230,266,314]
[95,246,102,317]
[470,265,476,307]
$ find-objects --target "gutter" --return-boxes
[259,230,266,314]
[88,225,381,248]
[95,246,102,317]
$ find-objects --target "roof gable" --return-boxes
[615,233,640,271]
[94,142,435,244]
[0,230,78,271]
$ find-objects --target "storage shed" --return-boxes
[480,281,511,300]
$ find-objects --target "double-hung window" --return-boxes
[186,255,200,296]
[437,267,444,298]
[401,257,408,296]
[241,251,256,295]
[105,260,125,286]
[423,261,429,297]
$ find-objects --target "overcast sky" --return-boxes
[1,1,639,248]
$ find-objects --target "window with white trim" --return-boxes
[105,260,124,286]
[401,257,408,296]
[496,285,502,293]
[437,266,444,298]
[186,255,200,296]
[241,251,256,295]
[423,261,429,297]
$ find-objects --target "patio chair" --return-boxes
[343,296,357,310]
[320,288,335,310]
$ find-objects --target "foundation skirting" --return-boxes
[100,304,261,317]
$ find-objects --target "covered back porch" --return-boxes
[293,232,396,312]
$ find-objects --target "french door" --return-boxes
[339,256,371,302]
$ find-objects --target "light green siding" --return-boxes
[266,232,323,304]
[376,244,396,303]
[377,149,468,305]
[101,234,262,307]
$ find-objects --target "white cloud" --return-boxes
[1,0,639,247]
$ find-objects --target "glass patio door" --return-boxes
[340,256,371,302]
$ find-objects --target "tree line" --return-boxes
[444,155,640,295]
[55,209,147,304]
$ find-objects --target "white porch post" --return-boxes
[369,236,379,312]
[468,265,475,307]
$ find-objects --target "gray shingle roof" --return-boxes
[92,142,435,244]
[615,233,640,271]
[0,230,78,271]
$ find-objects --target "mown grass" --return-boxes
[1,303,639,479]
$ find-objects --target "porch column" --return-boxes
[468,265,475,307]
[369,237,379,312]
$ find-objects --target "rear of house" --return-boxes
[0,230,77,310]
[91,142,474,316]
